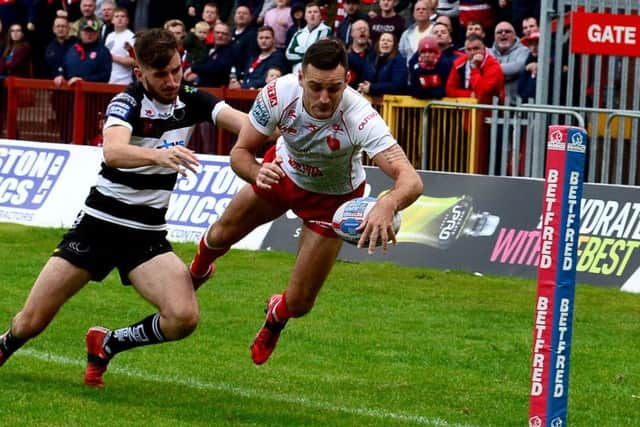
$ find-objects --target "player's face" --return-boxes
[138,51,182,104]
[299,64,348,120]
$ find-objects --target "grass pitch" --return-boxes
[0,223,638,426]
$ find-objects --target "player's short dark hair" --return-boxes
[134,28,178,70]
[302,38,348,71]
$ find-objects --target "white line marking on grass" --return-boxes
[20,349,476,427]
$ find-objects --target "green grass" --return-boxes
[0,223,638,426]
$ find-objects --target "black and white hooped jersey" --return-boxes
[83,82,228,231]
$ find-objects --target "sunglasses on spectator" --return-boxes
[496,29,513,34]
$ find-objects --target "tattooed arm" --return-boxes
[359,144,424,254]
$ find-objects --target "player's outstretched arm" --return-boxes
[230,122,284,189]
[361,144,424,253]
[215,105,249,136]
[102,124,199,176]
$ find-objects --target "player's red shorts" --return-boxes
[252,146,366,237]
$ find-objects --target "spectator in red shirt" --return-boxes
[446,33,504,104]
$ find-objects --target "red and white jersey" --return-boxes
[248,73,396,195]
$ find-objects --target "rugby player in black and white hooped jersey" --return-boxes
[190,38,424,365]
[0,28,247,387]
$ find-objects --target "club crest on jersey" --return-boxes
[326,136,340,151]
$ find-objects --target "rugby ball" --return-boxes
[332,196,401,246]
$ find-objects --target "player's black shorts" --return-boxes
[53,212,173,285]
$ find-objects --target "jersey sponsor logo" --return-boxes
[251,95,270,127]
[106,101,131,120]
[0,144,69,212]
[287,157,324,177]
[158,139,186,149]
[266,81,277,106]
[112,92,137,107]
[358,111,378,130]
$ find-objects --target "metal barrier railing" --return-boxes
[3,78,639,185]
[3,77,257,154]
[423,100,585,176]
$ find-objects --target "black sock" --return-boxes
[103,314,166,358]
[0,328,26,357]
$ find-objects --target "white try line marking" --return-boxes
[19,348,477,427]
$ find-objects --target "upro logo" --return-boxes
[0,145,69,209]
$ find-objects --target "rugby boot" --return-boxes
[251,294,288,365]
[84,326,111,388]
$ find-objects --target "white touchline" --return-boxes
[19,348,477,427]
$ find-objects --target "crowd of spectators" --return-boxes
[0,0,543,102]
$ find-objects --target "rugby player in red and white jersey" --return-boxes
[190,37,423,365]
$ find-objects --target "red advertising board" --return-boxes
[571,10,640,56]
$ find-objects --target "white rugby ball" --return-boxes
[332,196,401,246]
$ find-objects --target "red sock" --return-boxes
[273,292,296,322]
[190,237,229,277]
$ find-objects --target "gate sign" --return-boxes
[571,10,640,56]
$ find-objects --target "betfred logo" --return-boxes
[0,145,68,209]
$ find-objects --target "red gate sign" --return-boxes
[571,10,640,56]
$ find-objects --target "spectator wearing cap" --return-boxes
[408,35,451,99]
[518,31,539,100]
[336,0,368,46]
[398,0,435,64]
[70,0,103,37]
[489,21,529,102]
[54,16,112,86]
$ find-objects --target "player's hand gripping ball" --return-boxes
[332,196,401,246]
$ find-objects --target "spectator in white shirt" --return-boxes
[104,7,135,84]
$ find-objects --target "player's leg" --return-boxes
[190,184,287,287]
[0,257,91,366]
[83,252,196,387]
[251,225,342,364]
